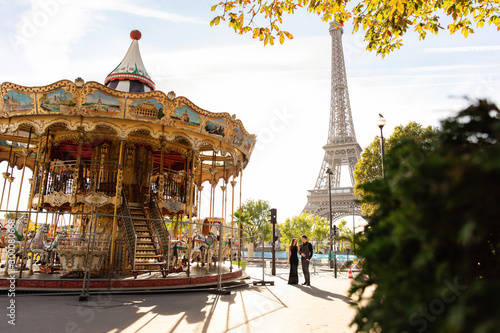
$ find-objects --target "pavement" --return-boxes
[0,266,359,333]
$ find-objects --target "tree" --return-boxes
[311,215,329,252]
[210,1,500,56]
[336,220,365,253]
[233,199,271,248]
[354,121,436,216]
[349,101,500,332]
[279,213,328,251]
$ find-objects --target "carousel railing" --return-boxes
[58,231,112,251]
[78,160,118,196]
[148,192,170,269]
[43,160,76,195]
[39,160,119,197]
[120,189,137,271]
[57,230,112,273]
[150,172,187,204]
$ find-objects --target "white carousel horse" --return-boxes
[28,224,49,265]
[1,214,28,272]
[192,233,209,267]
[195,224,219,273]
[0,225,8,268]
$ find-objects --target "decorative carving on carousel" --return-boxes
[0,80,256,157]
[4,116,82,136]
[82,191,114,207]
[31,194,39,209]
[157,197,185,213]
[44,190,71,207]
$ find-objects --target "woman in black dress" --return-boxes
[288,238,299,284]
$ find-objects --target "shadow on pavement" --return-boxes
[295,284,352,304]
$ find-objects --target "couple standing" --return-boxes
[288,235,313,286]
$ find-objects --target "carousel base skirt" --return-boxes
[0,265,244,293]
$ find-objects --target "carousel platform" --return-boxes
[0,265,245,293]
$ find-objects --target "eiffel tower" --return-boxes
[303,22,362,220]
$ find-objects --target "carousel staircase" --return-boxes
[120,191,168,277]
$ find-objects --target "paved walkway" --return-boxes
[1,266,358,333]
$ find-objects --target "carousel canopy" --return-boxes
[104,30,155,93]
[0,29,256,183]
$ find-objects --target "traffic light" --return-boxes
[333,225,338,237]
[270,208,277,224]
[273,235,279,243]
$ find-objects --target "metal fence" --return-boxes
[0,209,271,295]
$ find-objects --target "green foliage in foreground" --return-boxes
[350,101,500,332]
[354,121,436,216]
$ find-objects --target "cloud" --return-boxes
[424,45,500,53]
[103,3,206,24]
[8,0,204,80]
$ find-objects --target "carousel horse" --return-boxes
[194,224,219,273]
[1,214,28,272]
[44,230,67,266]
[170,238,188,271]
[0,225,8,268]
[222,237,238,261]
[28,224,49,265]
[191,233,207,266]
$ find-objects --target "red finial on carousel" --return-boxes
[130,30,142,41]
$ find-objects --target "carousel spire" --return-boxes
[104,30,155,92]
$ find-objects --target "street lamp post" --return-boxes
[326,168,333,270]
[376,114,386,178]
[352,204,355,255]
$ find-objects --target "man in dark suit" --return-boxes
[299,234,313,286]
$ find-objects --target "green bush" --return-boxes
[350,101,500,332]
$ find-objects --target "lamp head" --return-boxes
[376,114,386,129]
[326,168,333,175]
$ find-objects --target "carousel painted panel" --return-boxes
[0,90,35,117]
[203,117,227,138]
[128,98,165,121]
[39,88,76,114]
[242,137,254,153]
[83,90,123,117]
[231,127,245,147]
[171,105,202,129]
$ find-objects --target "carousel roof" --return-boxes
[104,30,155,93]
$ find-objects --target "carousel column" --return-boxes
[14,130,32,274]
[110,140,125,269]
[29,131,52,275]
[208,175,213,222]
[186,152,195,277]
[159,142,165,199]
[230,176,237,272]
[0,145,10,269]
[4,157,16,213]
[197,159,203,220]
[70,136,83,207]
[220,181,226,266]
[19,130,40,278]
[0,145,13,210]
[15,129,32,213]
[1,160,16,272]
[98,143,109,190]
[39,133,53,208]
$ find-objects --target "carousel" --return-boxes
[0,30,255,291]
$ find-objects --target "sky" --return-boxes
[1,0,499,225]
